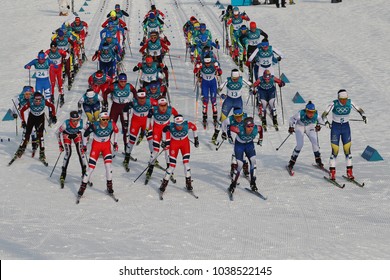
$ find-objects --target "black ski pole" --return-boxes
[278,62,285,125]
[216,139,225,151]
[133,149,165,183]
[50,151,63,177]
[276,133,292,151]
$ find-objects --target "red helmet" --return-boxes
[250,22,256,29]
[145,56,153,64]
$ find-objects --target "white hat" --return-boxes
[86,89,95,98]
[338,89,348,99]
[158,98,168,105]
[137,91,146,98]
[204,57,211,63]
[231,69,240,78]
[174,114,184,124]
[99,111,109,119]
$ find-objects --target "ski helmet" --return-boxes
[193,22,200,29]
[240,25,247,32]
[149,80,159,89]
[22,85,34,94]
[86,89,95,98]
[250,22,257,29]
[200,23,206,30]
[70,111,80,120]
[203,55,212,64]
[174,114,184,125]
[118,73,127,81]
[110,10,117,17]
[137,90,146,98]
[263,70,271,79]
[158,98,168,106]
[149,13,156,19]
[338,89,348,99]
[231,69,240,79]
[145,56,154,64]
[305,101,316,111]
[37,51,45,60]
[105,32,112,38]
[57,29,64,37]
[190,16,197,22]
[260,40,269,47]
[244,117,255,128]
[99,111,109,120]
[233,107,244,116]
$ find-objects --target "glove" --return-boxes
[196,63,202,69]
[160,141,167,149]
[257,138,263,146]
[325,121,331,128]
[58,142,64,152]
[21,121,26,129]
[221,94,227,100]
[215,39,219,46]
[113,142,119,152]
[277,56,282,62]
[288,127,295,134]
[67,5,70,9]
[315,125,321,132]
[362,115,367,124]
[82,145,87,154]
[25,65,31,70]
[78,109,83,116]
[124,27,128,31]
[253,80,260,87]
[245,61,251,67]
[132,65,139,72]
[194,136,199,148]
[221,132,227,140]
[102,100,108,111]
[279,81,286,87]
[51,116,57,124]
[13,113,18,119]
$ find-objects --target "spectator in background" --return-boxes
[276,0,286,8]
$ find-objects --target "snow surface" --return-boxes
[0,0,389,260]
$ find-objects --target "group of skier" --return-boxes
[9,3,368,203]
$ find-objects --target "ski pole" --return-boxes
[167,52,178,89]
[278,62,285,125]
[133,148,165,183]
[349,119,365,122]
[50,151,63,177]
[216,138,225,151]
[28,69,31,86]
[275,133,292,151]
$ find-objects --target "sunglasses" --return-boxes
[101,119,109,122]
[246,124,255,128]
[151,36,158,39]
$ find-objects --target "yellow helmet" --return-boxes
[110,10,116,17]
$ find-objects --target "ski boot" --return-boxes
[145,165,154,182]
[211,129,219,145]
[287,159,295,173]
[39,150,46,161]
[159,179,169,193]
[243,162,249,177]
[60,166,67,181]
[16,145,26,158]
[261,116,267,131]
[185,177,193,191]
[230,163,238,179]
[228,180,237,194]
[213,114,218,127]
[136,130,145,145]
[250,177,258,192]
[123,153,130,171]
[107,180,114,194]
[315,157,324,168]
[346,166,354,180]
[78,182,87,197]
[50,95,55,103]
[272,115,279,130]
[202,115,207,129]
[329,167,336,181]
[59,94,65,107]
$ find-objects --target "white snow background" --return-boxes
[0,0,389,263]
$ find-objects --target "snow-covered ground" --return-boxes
[1,0,389,268]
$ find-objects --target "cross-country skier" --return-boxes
[159,115,199,194]
[78,111,119,199]
[56,111,87,186]
[287,101,324,174]
[78,89,104,123]
[321,89,367,180]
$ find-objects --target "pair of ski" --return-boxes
[122,154,138,172]
[8,153,48,167]
[228,187,267,201]
[286,164,365,188]
[159,188,199,201]
[76,190,118,204]
[145,163,176,185]
[61,179,92,189]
